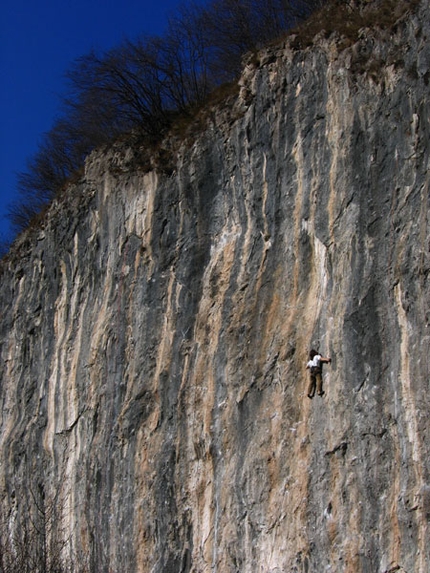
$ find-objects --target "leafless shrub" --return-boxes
[0,482,73,573]
[7,0,328,238]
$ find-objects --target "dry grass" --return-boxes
[287,0,421,49]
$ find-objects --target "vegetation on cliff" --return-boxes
[5,0,325,241]
[1,0,420,248]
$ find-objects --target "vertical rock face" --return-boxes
[1,3,429,572]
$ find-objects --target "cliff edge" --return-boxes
[1,1,429,571]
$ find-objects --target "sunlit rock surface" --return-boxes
[1,2,429,571]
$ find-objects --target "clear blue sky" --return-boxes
[0,0,204,244]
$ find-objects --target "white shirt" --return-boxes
[307,355,322,369]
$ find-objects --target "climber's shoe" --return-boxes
[318,391,325,397]
[307,394,314,399]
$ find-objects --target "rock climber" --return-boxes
[306,349,331,399]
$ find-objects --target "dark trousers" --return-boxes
[308,370,323,397]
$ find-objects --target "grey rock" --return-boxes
[1,2,429,572]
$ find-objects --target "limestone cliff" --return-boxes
[1,1,429,572]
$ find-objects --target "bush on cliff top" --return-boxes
[5,0,325,242]
[5,0,419,246]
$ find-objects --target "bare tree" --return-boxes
[198,0,327,78]
[0,481,73,573]
[8,123,80,233]
[7,0,327,239]
[65,43,173,140]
